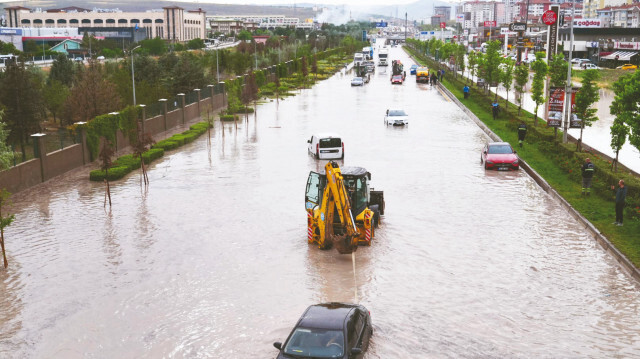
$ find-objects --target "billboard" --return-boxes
[547,87,564,127]
[0,28,22,36]
[376,21,388,27]
[484,21,497,27]
[456,14,465,23]
[573,19,601,28]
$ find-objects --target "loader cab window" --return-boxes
[305,172,324,209]
[345,176,367,214]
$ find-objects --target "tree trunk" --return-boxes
[1,230,7,268]
[534,104,539,126]
[505,92,509,112]
[19,138,26,162]
[577,126,584,152]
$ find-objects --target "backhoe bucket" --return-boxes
[331,234,358,254]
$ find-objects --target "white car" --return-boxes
[351,77,364,86]
[307,133,344,160]
[571,58,590,64]
[384,109,409,126]
[582,63,600,70]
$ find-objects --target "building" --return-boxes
[208,17,258,35]
[3,5,206,42]
[49,38,82,54]
[515,0,552,20]
[583,0,632,18]
[431,14,444,27]
[433,6,452,21]
[459,1,499,29]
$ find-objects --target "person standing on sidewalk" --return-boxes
[581,158,595,196]
[611,180,627,226]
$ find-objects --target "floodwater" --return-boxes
[1,47,639,358]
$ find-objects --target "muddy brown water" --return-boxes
[1,47,639,358]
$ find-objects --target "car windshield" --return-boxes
[319,138,341,148]
[352,77,362,81]
[488,144,513,154]
[283,328,345,358]
[388,110,407,116]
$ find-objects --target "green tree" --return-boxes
[0,113,14,169]
[610,118,628,172]
[573,69,600,152]
[23,40,40,54]
[237,30,253,41]
[467,51,478,85]
[549,53,568,87]
[170,52,208,94]
[455,44,466,80]
[0,188,15,268]
[140,37,167,56]
[187,38,205,50]
[483,40,502,98]
[530,52,548,126]
[610,70,640,160]
[501,58,515,111]
[0,41,19,54]
[49,54,75,87]
[62,61,121,125]
[0,61,45,160]
[514,62,529,116]
[43,80,70,124]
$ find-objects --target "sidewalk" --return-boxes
[453,64,640,174]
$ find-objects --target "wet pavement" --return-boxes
[1,47,639,358]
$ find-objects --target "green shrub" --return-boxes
[168,134,186,146]
[220,114,237,121]
[142,148,164,164]
[89,166,129,181]
[114,154,141,171]
[153,139,180,151]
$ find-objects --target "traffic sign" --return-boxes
[542,10,557,25]
[509,22,527,32]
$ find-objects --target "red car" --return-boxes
[391,75,404,84]
[481,142,519,170]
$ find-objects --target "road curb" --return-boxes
[438,82,640,284]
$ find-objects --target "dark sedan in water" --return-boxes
[273,303,372,359]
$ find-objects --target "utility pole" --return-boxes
[404,12,407,43]
[562,1,575,143]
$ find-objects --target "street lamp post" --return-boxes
[131,45,141,106]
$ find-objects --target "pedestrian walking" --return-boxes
[611,179,627,226]
[463,85,470,99]
[581,158,595,196]
[517,122,527,147]
[491,100,500,120]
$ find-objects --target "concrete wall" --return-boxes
[0,90,228,194]
[0,159,41,193]
[45,145,84,180]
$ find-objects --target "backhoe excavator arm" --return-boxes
[321,161,359,253]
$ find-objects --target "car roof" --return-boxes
[488,142,511,146]
[313,133,341,139]
[297,303,363,330]
[387,108,406,113]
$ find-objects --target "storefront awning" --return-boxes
[601,51,638,61]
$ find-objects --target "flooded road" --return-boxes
[1,47,640,358]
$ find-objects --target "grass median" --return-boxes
[405,46,640,269]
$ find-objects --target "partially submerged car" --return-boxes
[481,142,519,170]
[351,77,364,86]
[384,109,409,126]
[273,303,372,359]
[390,75,403,84]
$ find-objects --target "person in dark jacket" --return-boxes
[491,100,500,120]
[517,122,527,147]
[581,158,595,196]
[611,180,627,226]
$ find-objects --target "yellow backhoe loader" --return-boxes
[305,161,385,254]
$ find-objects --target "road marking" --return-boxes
[436,86,451,102]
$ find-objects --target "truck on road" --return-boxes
[378,48,388,66]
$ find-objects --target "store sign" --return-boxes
[0,28,22,35]
[509,22,527,32]
[573,19,601,28]
[615,42,640,50]
[456,14,465,22]
[484,21,497,27]
[546,6,559,61]
[542,10,558,26]
[547,87,564,127]
[500,28,516,35]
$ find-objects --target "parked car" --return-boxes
[273,303,372,359]
[307,133,344,160]
[617,64,638,70]
[571,58,590,64]
[74,57,83,62]
[391,74,404,84]
[581,63,600,70]
[409,64,418,75]
[351,77,364,86]
[481,142,520,170]
[384,109,409,126]
[96,56,105,61]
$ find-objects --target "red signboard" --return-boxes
[440,22,446,29]
[542,10,557,26]
[484,21,497,27]
[547,87,564,127]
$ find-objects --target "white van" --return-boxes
[307,133,344,160]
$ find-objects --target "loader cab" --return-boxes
[305,167,371,215]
